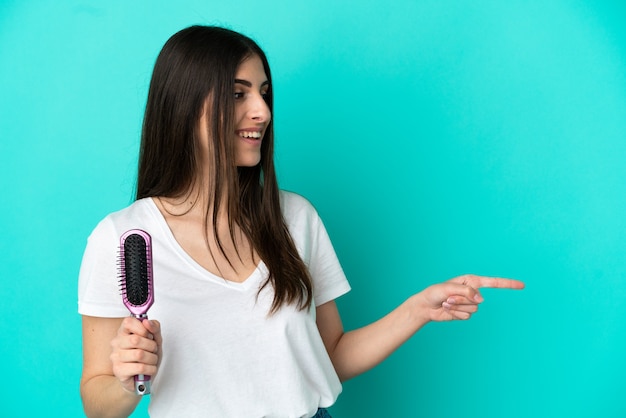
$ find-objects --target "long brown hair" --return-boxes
[137,25,312,313]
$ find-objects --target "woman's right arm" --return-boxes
[80,316,161,418]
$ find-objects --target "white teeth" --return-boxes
[239,131,261,139]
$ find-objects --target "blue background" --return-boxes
[1,1,625,417]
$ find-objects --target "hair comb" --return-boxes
[119,229,154,395]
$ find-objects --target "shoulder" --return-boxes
[280,190,321,233]
[88,198,154,242]
[106,198,154,224]
[278,190,329,252]
[279,190,316,213]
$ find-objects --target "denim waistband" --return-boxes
[312,408,332,418]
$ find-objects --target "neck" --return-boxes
[157,184,233,226]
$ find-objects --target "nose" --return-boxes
[249,94,271,123]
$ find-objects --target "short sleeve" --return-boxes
[77,216,128,317]
[280,192,351,306]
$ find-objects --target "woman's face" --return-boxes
[196,54,271,168]
[232,54,271,167]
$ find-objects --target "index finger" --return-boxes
[455,275,525,290]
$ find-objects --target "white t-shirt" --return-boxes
[78,191,351,418]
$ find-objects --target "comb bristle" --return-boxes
[123,233,150,306]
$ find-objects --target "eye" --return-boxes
[234,92,245,100]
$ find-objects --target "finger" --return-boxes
[443,302,479,315]
[445,308,472,320]
[117,333,159,353]
[143,319,162,346]
[445,294,482,305]
[452,275,525,290]
[116,348,159,366]
[143,319,160,333]
[112,359,159,380]
[110,346,159,384]
[441,282,484,304]
[119,317,153,338]
[454,311,472,320]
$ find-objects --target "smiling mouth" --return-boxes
[238,131,262,139]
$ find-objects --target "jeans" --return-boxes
[312,408,332,418]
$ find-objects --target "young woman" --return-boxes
[78,25,524,418]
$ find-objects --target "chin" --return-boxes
[236,157,262,167]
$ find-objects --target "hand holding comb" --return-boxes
[119,229,155,395]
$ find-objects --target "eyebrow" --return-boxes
[234,79,270,88]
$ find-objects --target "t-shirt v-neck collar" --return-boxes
[144,197,266,291]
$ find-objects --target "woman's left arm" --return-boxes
[316,275,525,381]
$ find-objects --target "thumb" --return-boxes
[144,319,160,333]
